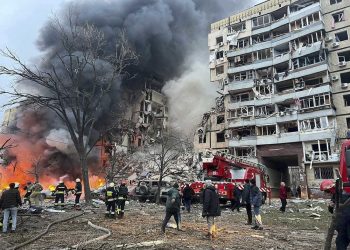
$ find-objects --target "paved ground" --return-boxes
[0,199,333,250]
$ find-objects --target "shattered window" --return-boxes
[199,134,206,144]
[314,167,334,179]
[333,12,344,23]
[335,31,348,42]
[216,132,225,143]
[343,94,350,106]
[216,36,223,44]
[216,66,224,75]
[330,0,342,4]
[217,115,225,124]
[347,117,350,129]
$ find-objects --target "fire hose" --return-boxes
[64,221,111,249]
[9,212,84,250]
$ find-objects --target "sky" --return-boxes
[0,0,66,120]
[0,0,264,122]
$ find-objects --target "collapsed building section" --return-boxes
[197,0,350,197]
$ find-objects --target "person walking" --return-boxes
[202,180,221,238]
[105,183,117,219]
[0,183,22,233]
[242,179,252,225]
[116,181,128,218]
[182,183,195,213]
[250,179,263,230]
[279,182,287,213]
[54,181,67,207]
[74,178,82,206]
[161,183,181,233]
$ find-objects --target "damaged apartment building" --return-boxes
[195,0,350,196]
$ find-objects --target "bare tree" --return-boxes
[0,12,138,202]
[26,155,44,183]
[147,131,190,204]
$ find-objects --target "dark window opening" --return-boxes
[228,22,246,33]
[333,12,344,23]
[216,51,224,59]
[341,72,350,84]
[344,94,350,106]
[338,51,350,62]
[217,115,225,124]
[217,132,225,143]
[216,36,223,44]
[336,31,348,42]
[304,77,323,87]
[330,0,342,4]
[216,66,224,75]
[347,118,350,129]
[314,167,334,179]
[199,134,206,144]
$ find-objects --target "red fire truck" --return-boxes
[191,152,271,204]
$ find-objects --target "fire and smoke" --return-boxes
[1,0,258,187]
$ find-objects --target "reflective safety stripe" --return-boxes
[106,191,113,197]
[56,191,64,194]
[54,203,65,206]
[107,198,115,201]
[118,197,125,200]
[76,192,82,194]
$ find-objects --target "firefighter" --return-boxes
[54,181,67,207]
[30,182,43,206]
[23,182,33,206]
[116,181,128,218]
[74,178,82,205]
[320,180,350,249]
[105,183,117,219]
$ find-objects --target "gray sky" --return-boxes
[0,0,65,120]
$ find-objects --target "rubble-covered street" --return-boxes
[0,199,331,250]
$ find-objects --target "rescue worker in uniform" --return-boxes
[54,180,67,207]
[23,182,33,206]
[321,180,350,250]
[116,181,128,218]
[74,178,82,205]
[105,183,117,218]
[30,182,43,206]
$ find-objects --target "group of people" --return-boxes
[104,181,128,219]
[162,178,264,237]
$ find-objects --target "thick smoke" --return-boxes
[8,0,259,180]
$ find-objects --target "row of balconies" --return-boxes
[228,128,335,147]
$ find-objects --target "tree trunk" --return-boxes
[81,155,92,203]
[156,175,163,205]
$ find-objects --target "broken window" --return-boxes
[304,77,323,87]
[333,12,344,23]
[199,133,206,144]
[217,115,225,124]
[271,6,288,21]
[216,36,223,44]
[330,0,342,4]
[347,117,350,129]
[309,141,331,161]
[338,51,350,62]
[254,82,273,97]
[216,51,224,60]
[237,38,249,49]
[255,105,274,118]
[256,125,276,136]
[233,71,254,81]
[335,31,348,42]
[230,106,254,118]
[217,132,225,143]
[254,48,272,61]
[232,147,255,158]
[293,51,326,69]
[252,32,271,44]
[272,24,289,38]
[216,65,224,75]
[279,121,298,133]
[255,67,273,80]
[228,22,246,33]
[300,93,331,110]
[252,14,271,28]
[276,80,294,93]
[300,117,328,131]
[232,127,256,139]
[344,94,350,106]
[290,12,320,31]
[230,92,254,103]
[233,53,253,67]
[314,167,334,179]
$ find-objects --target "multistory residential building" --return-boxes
[199,0,350,197]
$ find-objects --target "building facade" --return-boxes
[201,0,350,196]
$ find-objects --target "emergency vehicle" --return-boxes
[191,151,271,203]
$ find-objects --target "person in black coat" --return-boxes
[241,179,252,225]
[54,181,67,207]
[231,183,242,212]
[105,183,117,218]
[117,181,128,218]
[182,184,195,212]
[202,180,221,237]
[0,183,22,233]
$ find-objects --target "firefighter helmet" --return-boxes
[59,180,63,184]
[14,183,19,188]
[320,180,335,191]
[109,183,115,187]
[76,178,81,182]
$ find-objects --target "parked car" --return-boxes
[134,180,171,202]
